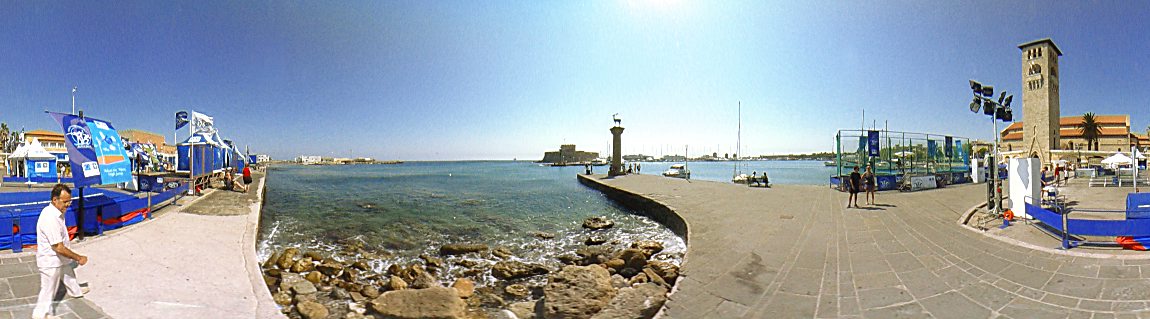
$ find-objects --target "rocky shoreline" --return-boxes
[262,216,681,319]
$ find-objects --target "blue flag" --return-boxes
[49,112,133,187]
[868,131,880,157]
[175,111,189,130]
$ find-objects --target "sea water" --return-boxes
[638,160,837,185]
[257,161,686,286]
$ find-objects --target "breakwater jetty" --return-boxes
[579,174,1150,318]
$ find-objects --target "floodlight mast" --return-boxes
[968,80,1012,217]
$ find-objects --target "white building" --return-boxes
[297,156,322,164]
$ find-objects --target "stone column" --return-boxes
[609,126,624,176]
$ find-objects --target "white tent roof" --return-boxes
[1134,149,1146,159]
[8,139,57,160]
[1101,152,1133,165]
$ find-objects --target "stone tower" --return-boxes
[1018,38,1062,158]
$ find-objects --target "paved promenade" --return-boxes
[0,172,282,319]
[582,174,1150,318]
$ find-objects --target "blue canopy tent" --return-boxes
[177,132,225,177]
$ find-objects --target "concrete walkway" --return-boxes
[582,174,1150,318]
[69,172,283,319]
[0,172,282,319]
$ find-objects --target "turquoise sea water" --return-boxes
[256,161,686,286]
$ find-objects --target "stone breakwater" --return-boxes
[261,216,682,319]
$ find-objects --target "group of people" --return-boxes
[1041,163,1074,187]
[626,163,641,174]
[846,165,877,208]
[222,165,254,192]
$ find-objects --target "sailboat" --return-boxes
[732,101,751,184]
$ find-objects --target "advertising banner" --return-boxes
[927,140,938,158]
[868,131,880,157]
[49,112,133,187]
[944,136,953,157]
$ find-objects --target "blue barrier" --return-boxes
[1028,203,1150,238]
[0,184,186,251]
[1127,193,1150,219]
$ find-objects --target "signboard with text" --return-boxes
[49,112,133,187]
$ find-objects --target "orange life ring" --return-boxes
[1003,209,1014,221]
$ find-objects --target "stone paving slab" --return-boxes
[581,174,1150,318]
[0,171,280,319]
[0,256,108,319]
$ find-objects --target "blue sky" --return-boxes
[2,1,1147,160]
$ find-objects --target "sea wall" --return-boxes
[577,174,689,244]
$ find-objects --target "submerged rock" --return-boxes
[575,246,615,266]
[543,265,616,319]
[531,231,556,239]
[421,254,446,270]
[491,261,549,280]
[582,217,615,230]
[492,247,513,260]
[440,244,490,256]
[584,236,607,246]
[369,287,466,319]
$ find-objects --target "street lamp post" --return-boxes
[968,80,1013,216]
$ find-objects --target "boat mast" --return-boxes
[734,100,741,178]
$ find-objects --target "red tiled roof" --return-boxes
[1059,115,1128,126]
[1059,127,1131,138]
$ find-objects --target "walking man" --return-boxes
[33,184,89,319]
[847,166,861,208]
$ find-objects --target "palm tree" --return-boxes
[0,122,11,153]
[1080,113,1103,151]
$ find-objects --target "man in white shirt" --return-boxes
[32,184,89,319]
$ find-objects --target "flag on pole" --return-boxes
[175,111,189,130]
[48,111,133,187]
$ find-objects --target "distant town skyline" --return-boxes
[2,1,1148,161]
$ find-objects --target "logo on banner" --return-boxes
[81,161,101,177]
[66,124,92,149]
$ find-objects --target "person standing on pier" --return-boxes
[33,184,90,319]
[847,166,861,208]
[864,165,877,205]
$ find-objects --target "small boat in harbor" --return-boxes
[662,164,690,179]
[590,158,609,166]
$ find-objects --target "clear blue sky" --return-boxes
[2,1,1147,160]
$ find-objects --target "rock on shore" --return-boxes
[263,216,682,319]
[369,287,466,319]
[543,265,616,319]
